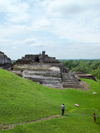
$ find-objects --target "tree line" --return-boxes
[60,60,100,79]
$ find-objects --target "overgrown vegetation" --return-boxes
[0,68,100,132]
[60,60,100,79]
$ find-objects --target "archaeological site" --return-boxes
[11,51,84,89]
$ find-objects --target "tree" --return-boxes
[91,68,100,79]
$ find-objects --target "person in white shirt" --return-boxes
[61,104,65,115]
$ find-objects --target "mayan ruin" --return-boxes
[11,51,84,89]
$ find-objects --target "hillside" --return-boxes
[0,68,100,132]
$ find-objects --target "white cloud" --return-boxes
[0,0,100,59]
[11,46,18,49]
[23,38,45,47]
[0,0,30,23]
[42,0,100,16]
[6,12,30,23]
[31,17,51,30]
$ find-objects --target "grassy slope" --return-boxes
[0,68,100,133]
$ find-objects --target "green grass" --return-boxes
[0,68,100,133]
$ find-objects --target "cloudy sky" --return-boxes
[0,0,100,60]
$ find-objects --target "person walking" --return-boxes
[61,104,65,116]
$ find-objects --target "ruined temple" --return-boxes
[12,51,84,89]
[0,51,11,69]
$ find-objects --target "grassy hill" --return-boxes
[0,68,100,133]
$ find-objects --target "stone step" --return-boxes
[62,82,83,88]
[62,83,80,85]
[62,76,77,79]
[27,77,62,84]
[62,82,79,84]
[43,83,63,89]
[62,72,76,77]
[42,80,62,84]
[62,77,77,80]
[23,75,62,81]
[62,80,79,83]
[62,79,79,82]
[63,84,83,88]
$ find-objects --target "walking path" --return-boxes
[1,115,60,130]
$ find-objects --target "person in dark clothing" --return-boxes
[94,113,96,122]
[61,104,65,115]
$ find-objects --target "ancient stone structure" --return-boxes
[73,72,97,81]
[0,51,11,69]
[12,51,84,89]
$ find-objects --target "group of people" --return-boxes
[61,104,96,122]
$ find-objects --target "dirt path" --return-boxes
[1,115,60,130]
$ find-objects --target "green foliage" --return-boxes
[0,69,100,132]
[98,65,100,69]
[91,68,100,79]
[90,61,100,70]
[61,60,79,70]
[61,60,100,79]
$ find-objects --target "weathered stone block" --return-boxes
[0,51,11,69]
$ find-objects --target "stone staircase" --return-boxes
[62,73,83,88]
